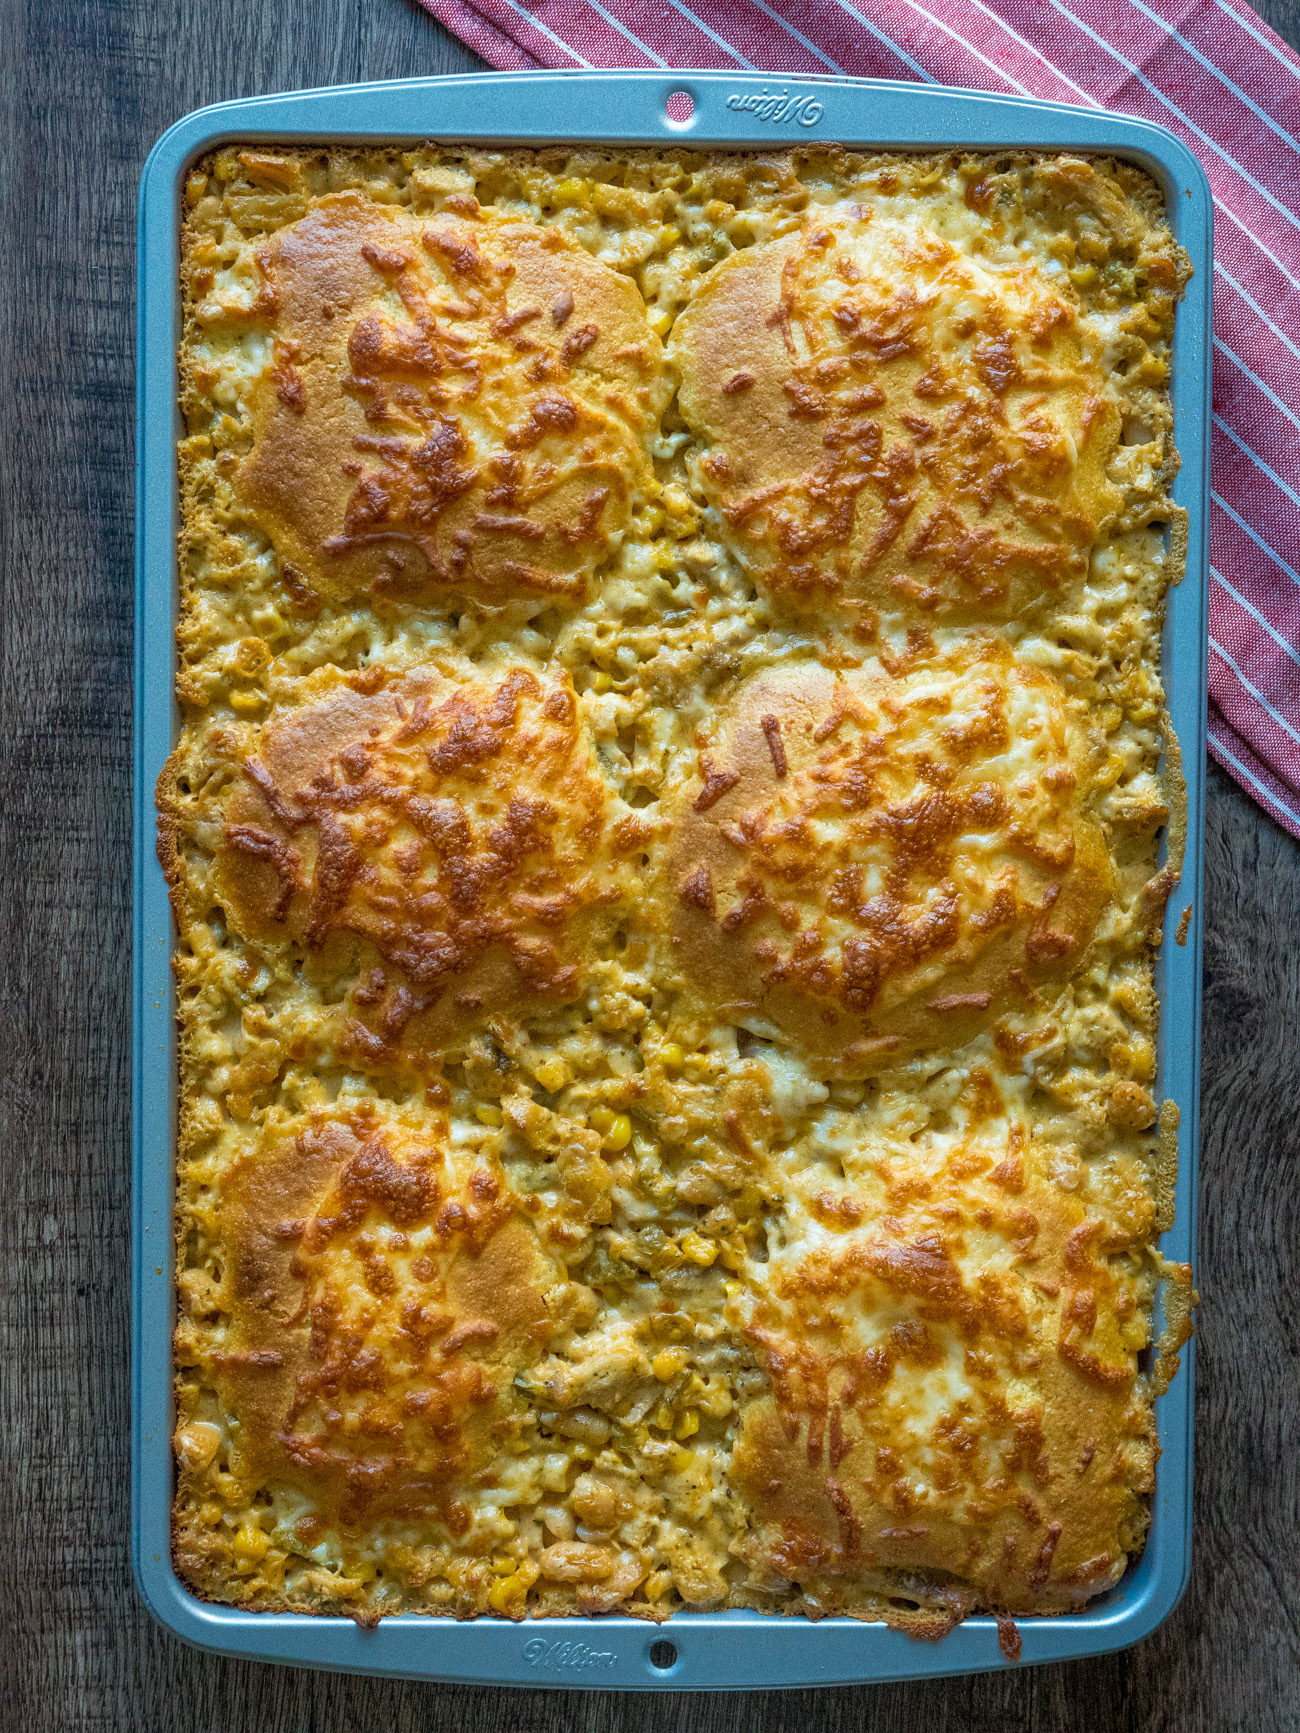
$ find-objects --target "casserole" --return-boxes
[134,69,1210,1689]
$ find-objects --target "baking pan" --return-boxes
[133,69,1210,1690]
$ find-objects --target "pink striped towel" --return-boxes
[418,0,1300,839]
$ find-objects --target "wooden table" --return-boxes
[3,1,1297,1725]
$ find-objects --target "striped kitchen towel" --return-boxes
[417,0,1300,840]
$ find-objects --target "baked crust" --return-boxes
[661,639,1112,1071]
[166,143,1190,1632]
[670,210,1125,621]
[162,662,637,1063]
[729,1113,1155,1618]
[232,198,666,609]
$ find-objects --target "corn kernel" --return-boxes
[670,1445,696,1473]
[724,1281,743,1301]
[534,1058,569,1092]
[590,670,614,692]
[657,225,681,250]
[490,1556,518,1577]
[679,1230,717,1267]
[200,1501,223,1526]
[554,177,589,205]
[234,637,271,675]
[659,1043,685,1072]
[662,482,699,532]
[650,1403,674,1432]
[643,1569,672,1601]
[592,184,632,217]
[186,173,208,208]
[649,308,672,338]
[488,1574,527,1614]
[588,1107,616,1135]
[717,1240,744,1272]
[475,1104,503,1127]
[652,1347,689,1381]
[674,1407,700,1440]
[232,1519,268,1562]
[603,1113,632,1152]
[230,689,265,716]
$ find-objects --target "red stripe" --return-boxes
[890,0,1031,90]
[1212,434,1300,587]
[1206,0,1300,83]
[1065,0,1300,199]
[1208,708,1300,837]
[420,0,547,62]
[816,0,962,78]
[678,0,838,71]
[1130,0,1300,138]
[1215,361,1300,493]
[584,0,745,66]
[537,0,665,65]
[458,0,594,62]
[770,0,932,77]
[1214,278,1300,415]
[910,0,1093,101]
[1210,643,1300,786]
[1211,505,1300,628]
[1210,582,1300,720]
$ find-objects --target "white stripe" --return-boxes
[1215,262,1300,361]
[1216,205,1300,296]
[1209,0,1300,86]
[1214,415,1300,513]
[1040,0,1300,239]
[575,0,670,64]
[1212,489,1300,592]
[658,0,755,65]
[1123,0,1300,161]
[825,0,938,81]
[944,0,1096,103]
[898,0,1030,92]
[1214,340,1300,434]
[496,0,593,63]
[1211,566,1300,672]
[736,0,846,71]
[1210,636,1300,748]
[1208,723,1300,829]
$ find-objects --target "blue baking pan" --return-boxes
[133,69,1209,1690]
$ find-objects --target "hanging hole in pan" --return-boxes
[650,1639,678,1670]
[664,90,695,126]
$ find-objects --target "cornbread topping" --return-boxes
[161,142,1193,1633]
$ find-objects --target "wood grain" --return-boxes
[1,0,1297,1725]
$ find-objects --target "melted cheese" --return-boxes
[661,637,1112,1070]
[165,143,1188,1629]
[671,213,1123,622]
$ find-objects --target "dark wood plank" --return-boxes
[2,0,1298,1726]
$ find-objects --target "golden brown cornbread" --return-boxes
[661,638,1113,1072]
[731,1100,1158,1621]
[235,199,667,608]
[173,1104,563,1603]
[670,207,1128,621]
[163,142,1192,1634]
[164,662,639,1063]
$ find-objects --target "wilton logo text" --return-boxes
[523,1638,619,1671]
[726,89,823,126]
